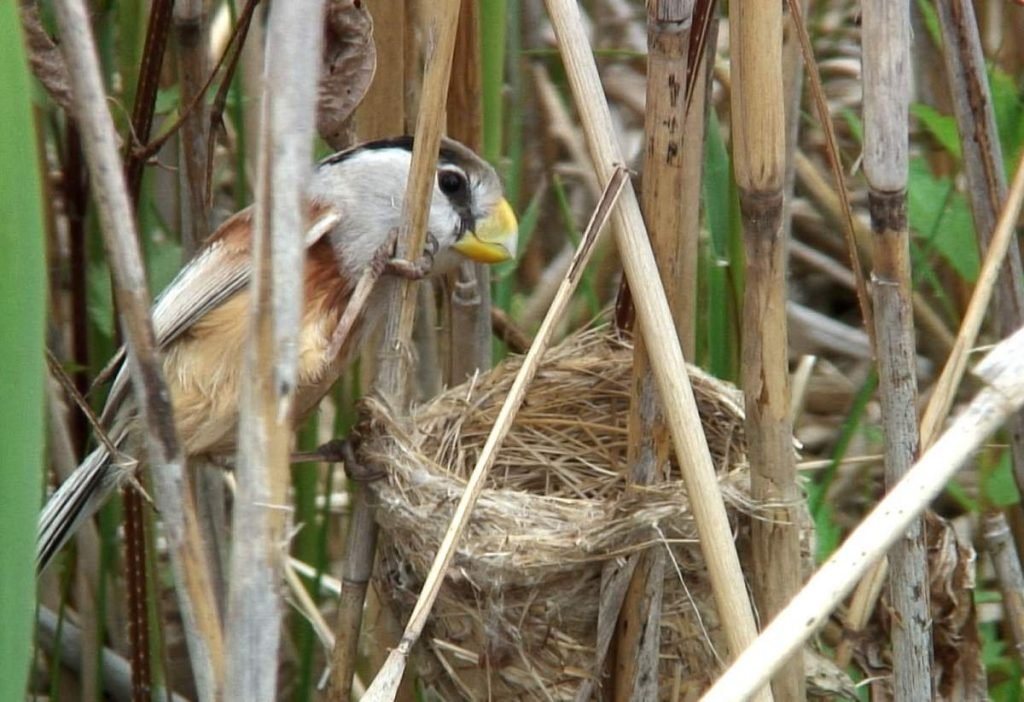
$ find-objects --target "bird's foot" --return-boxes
[290,438,385,482]
[382,233,438,280]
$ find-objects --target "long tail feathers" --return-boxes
[36,435,132,573]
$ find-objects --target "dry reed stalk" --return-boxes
[936,0,1024,498]
[542,3,767,695]
[446,0,492,383]
[361,166,630,702]
[330,2,410,698]
[173,0,211,256]
[175,0,232,622]
[982,513,1024,667]
[356,0,405,140]
[375,0,460,403]
[730,2,802,699]
[52,2,226,698]
[224,1,325,699]
[611,3,694,698]
[862,1,932,698]
[332,4,464,700]
[704,322,1024,701]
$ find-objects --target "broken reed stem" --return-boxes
[730,2,802,699]
[542,2,767,698]
[173,0,211,256]
[936,0,1024,510]
[332,4,463,700]
[982,512,1024,667]
[224,1,325,699]
[360,167,629,702]
[862,3,933,698]
[612,3,693,699]
[52,2,225,698]
[704,323,1024,701]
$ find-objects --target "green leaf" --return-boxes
[908,157,980,281]
[87,259,116,342]
[0,6,47,699]
[154,84,180,114]
[989,67,1024,175]
[984,451,1021,508]
[911,103,962,159]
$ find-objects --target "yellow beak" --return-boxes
[452,198,518,264]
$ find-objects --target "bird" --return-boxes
[37,135,518,572]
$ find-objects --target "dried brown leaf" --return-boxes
[20,4,73,111]
[856,512,985,701]
[318,0,376,150]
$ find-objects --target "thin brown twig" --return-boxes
[785,0,874,345]
[131,0,261,165]
[204,0,262,208]
[120,4,178,695]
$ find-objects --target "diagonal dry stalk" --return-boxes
[935,0,1024,606]
[918,153,1024,447]
[361,167,630,702]
[329,3,462,700]
[543,2,767,698]
[703,320,1024,701]
[611,2,696,699]
[52,2,226,699]
[862,1,932,699]
[730,2,803,699]
[224,1,325,700]
[783,0,873,343]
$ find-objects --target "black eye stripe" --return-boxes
[438,169,466,195]
[437,168,474,237]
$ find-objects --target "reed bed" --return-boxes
[16,1,1024,701]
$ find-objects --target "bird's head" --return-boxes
[310,136,518,276]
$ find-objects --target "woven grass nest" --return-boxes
[360,326,838,700]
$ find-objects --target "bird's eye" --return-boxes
[438,170,466,196]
